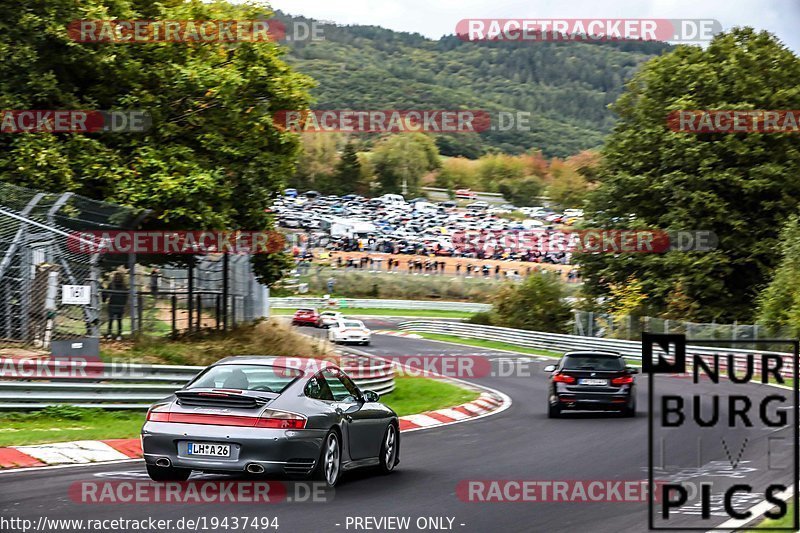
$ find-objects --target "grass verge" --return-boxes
[0,406,145,447]
[0,377,478,446]
[749,500,795,530]
[381,376,479,417]
[271,308,476,318]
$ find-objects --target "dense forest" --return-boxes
[276,12,673,158]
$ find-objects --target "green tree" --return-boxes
[547,160,591,209]
[498,176,544,206]
[434,157,479,189]
[578,28,800,321]
[372,133,440,195]
[489,273,571,333]
[757,216,800,335]
[292,133,341,192]
[476,154,526,192]
[0,0,313,286]
[327,141,362,195]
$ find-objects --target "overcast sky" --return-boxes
[267,0,800,52]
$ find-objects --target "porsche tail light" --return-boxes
[146,403,170,422]
[255,409,307,429]
[552,373,576,384]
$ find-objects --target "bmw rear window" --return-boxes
[562,355,625,371]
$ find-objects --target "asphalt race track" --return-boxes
[0,319,794,533]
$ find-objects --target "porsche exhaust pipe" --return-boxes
[246,463,265,474]
[155,458,171,467]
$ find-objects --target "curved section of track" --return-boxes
[0,321,791,532]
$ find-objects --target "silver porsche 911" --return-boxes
[141,356,400,487]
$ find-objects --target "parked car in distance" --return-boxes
[455,189,478,200]
[467,201,489,211]
[328,319,371,345]
[316,311,344,328]
[292,308,320,327]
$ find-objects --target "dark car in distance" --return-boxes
[544,351,638,418]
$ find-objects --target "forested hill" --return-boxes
[275,12,673,158]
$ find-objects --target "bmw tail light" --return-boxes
[552,373,576,384]
[255,409,307,429]
[611,375,634,386]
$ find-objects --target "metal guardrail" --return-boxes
[0,358,395,410]
[270,297,490,313]
[398,320,798,378]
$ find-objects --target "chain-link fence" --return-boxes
[0,183,270,354]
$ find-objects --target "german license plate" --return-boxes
[579,378,608,386]
[187,442,230,457]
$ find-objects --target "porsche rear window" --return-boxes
[187,364,303,393]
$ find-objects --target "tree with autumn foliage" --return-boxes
[0,0,313,285]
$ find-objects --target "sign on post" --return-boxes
[62,285,92,305]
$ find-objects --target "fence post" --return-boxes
[196,294,202,331]
[187,259,194,333]
[128,253,137,335]
[171,294,177,338]
[137,293,144,334]
[222,254,229,331]
[215,294,221,330]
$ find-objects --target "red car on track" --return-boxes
[292,308,320,327]
[455,189,477,200]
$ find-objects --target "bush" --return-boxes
[489,273,571,333]
[303,269,501,302]
[468,311,493,326]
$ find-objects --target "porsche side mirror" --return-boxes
[363,390,380,402]
[543,365,556,373]
[626,367,639,374]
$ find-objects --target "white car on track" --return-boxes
[328,319,372,345]
[316,311,343,328]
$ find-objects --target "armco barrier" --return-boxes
[398,320,797,378]
[0,358,395,410]
[271,297,490,313]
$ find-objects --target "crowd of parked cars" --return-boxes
[273,190,583,263]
